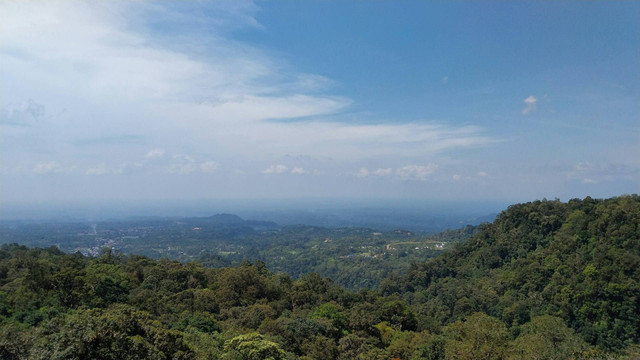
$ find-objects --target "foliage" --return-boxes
[0,195,638,358]
[223,333,286,360]
[404,195,640,353]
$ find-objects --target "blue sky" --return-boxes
[0,0,638,208]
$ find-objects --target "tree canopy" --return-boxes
[0,195,638,359]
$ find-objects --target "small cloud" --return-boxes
[1,99,45,126]
[169,154,198,174]
[452,174,461,181]
[290,167,309,175]
[85,163,141,175]
[522,95,537,115]
[173,154,195,163]
[442,76,449,84]
[567,161,637,183]
[33,161,61,174]
[170,164,198,174]
[145,148,165,159]
[294,74,336,92]
[356,168,369,177]
[396,164,438,181]
[373,168,393,177]
[573,162,593,172]
[477,171,488,177]
[200,161,218,173]
[86,164,110,176]
[118,162,142,174]
[567,162,595,181]
[263,164,288,174]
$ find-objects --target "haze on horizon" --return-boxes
[1,1,638,215]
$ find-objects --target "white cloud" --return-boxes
[170,164,198,175]
[396,164,438,181]
[356,168,369,177]
[185,120,498,161]
[452,174,461,181]
[0,1,498,165]
[373,168,393,177]
[1,100,45,126]
[85,162,141,175]
[477,171,488,177]
[0,1,350,117]
[0,1,506,202]
[200,161,218,173]
[567,161,638,184]
[522,95,537,115]
[33,161,61,174]
[119,162,142,174]
[263,164,288,174]
[169,154,197,174]
[290,167,309,175]
[442,76,449,84]
[573,162,593,172]
[168,157,221,175]
[86,164,111,176]
[145,148,165,159]
[173,154,195,163]
[292,73,336,92]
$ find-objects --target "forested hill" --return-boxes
[396,195,640,351]
[0,195,638,359]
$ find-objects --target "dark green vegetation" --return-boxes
[1,215,474,289]
[0,195,638,359]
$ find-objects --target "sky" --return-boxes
[1,0,638,212]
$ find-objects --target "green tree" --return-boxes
[444,312,509,360]
[28,304,193,360]
[509,315,587,360]
[223,333,286,360]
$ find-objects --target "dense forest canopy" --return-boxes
[0,195,638,359]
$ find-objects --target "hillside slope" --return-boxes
[399,195,640,351]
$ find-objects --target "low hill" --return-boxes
[396,195,639,351]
